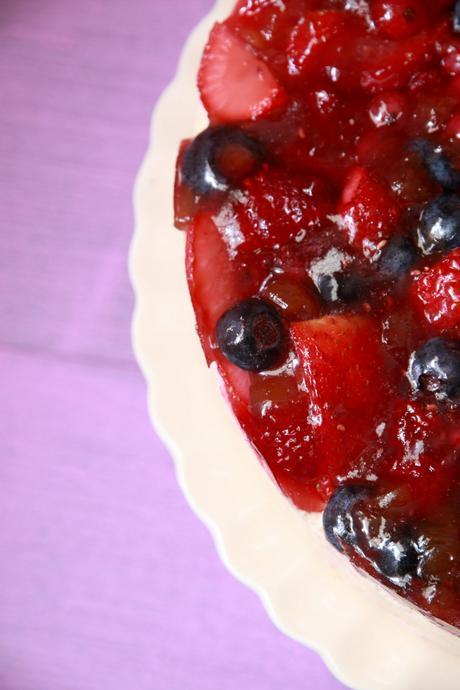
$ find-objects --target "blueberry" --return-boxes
[408,338,460,402]
[181,126,263,196]
[316,272,367,304]
[454,0,460,33]
[216,298,284,372]
[411,138,460,191]
[323,484,368,552]
[378,235,418,278]
[374,529,419,580]
[417,193,460,255]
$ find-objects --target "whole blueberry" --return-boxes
[323,484,368,552]
[216,298,284,372]
[181,126,263,196]
[454,0,460,33]
[316,271,367,304]
[379,235,418,278]
[417,194,460,255]
[408,337,460,402]
[410,138,460,191]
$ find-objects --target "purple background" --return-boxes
[0,1,348,688]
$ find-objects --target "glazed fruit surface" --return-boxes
[174,0,460,628]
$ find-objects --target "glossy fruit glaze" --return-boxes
[174,0,460,628]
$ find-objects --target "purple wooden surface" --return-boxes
[0,1,349,688]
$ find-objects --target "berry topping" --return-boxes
[411,248,460,330]
[417,194,460,255]
[373,528,420,580]
[236,169,333,249]
[323,484,368,552]
[369,91,407,128]
[378,234,419,277]
[198,23,286,123]
[408,337,460,402]
[316,271,367,304]
[176,0,460,629]
[371,1,429,40]
[337,167,401,260]
[216,298,285,372]
[410,138,460,190]
[181,126,263,196]
[260,273,320,320]
[454,0,460,33]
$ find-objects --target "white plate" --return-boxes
[130,2,460,687]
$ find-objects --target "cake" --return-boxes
[174,0,460,629]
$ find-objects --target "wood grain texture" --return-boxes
[0,1,347,688]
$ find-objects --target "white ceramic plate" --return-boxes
[130,2,460,687]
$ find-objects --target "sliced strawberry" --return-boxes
[287,10,351,78]
[291,315,388,479]
[186,212,254,406]
[187,212,245,358]
[379,400,458,514]
[411,248,460,332]
[198,23,286,123]
[337,167,401,260]
[235,168,334,249]
[359,30,435,93]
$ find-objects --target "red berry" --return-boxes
[337,167,401,260]
[371,0,429,40]
[291,315,388,476]
[235,169,333,249]
[287,10,350,78]
[198,23,286,123]
[411,248,460,331]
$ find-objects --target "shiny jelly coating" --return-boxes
[175,0,460,629]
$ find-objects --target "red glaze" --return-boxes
[175,0,460,628]
[411,248,460,332]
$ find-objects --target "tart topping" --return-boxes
[323,484,369,553]
[181,126,264,196]
[408,337,460,402]
[410,138,460,191]
[198,23,286,123]
[176,0,460,629]
[216,298,285,372]
[378,234,419,278]
[417,194,460,255]
[454,0,460,33]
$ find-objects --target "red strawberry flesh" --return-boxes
[175,0,460,629]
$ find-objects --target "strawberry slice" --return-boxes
[235,168,334,249]
[336,167,401,260]
[186,212,256,406]
[287,10,353,78]
[411,248,460,332]
[291,315,388,479]
[198,23,286,123]
[187,212,245,360]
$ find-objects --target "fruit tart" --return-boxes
[174,0,460,631]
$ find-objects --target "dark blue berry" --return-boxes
[181,126,263,196]
[454,0,460,33]
[378,235,418,278]
[316,272,367,304]
[374,529,419,580]
[417,194,460,255]
[408,338,460,402]
[323,484,368,552]
[216,298,284,372]
[411,138,460,191]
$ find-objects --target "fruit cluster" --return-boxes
[175,0,460,628]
